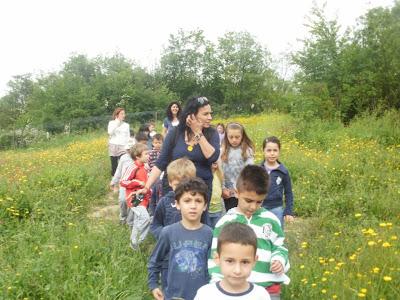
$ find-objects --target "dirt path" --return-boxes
[88,191,120,221]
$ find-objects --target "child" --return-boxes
[148,133,163,171]
[208,161,225,228]
[135,131,149,146]
[149,158,197,290]
[150,157,197,239]
[148,121,157,138]
[110,142,134,224]
[221,122,255,211]
[148,133,164,215]
[148,178,212,300]
[120,143,151,249]
[261,136,294,228]
[216,123,225,146]
[208,165,290,300]
[195,223,270,299]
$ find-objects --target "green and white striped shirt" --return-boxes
[208,207,290,287]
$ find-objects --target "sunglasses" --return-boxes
[196,97,209,105]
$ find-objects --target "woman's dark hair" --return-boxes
[178,96,215,141]
[166,101,182,121]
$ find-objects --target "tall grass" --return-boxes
[1,112,399,299]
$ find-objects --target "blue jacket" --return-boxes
[150,191,181,239]
[260,161,294,216]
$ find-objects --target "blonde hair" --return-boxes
[130,143,148,159]
[167,157,196,182]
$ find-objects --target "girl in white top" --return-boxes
[108,108,130,176]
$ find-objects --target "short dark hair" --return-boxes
[135,132,148,143]
[217,223,257,256]
[263,136,281,150]
[236,165,269,195]
[175,177,208,203]
[152,133,164,142]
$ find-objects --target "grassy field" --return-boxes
[1,112,399,299]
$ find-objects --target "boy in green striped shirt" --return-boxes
[208,165,290,300]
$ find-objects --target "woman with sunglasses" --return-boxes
[139,96,220,204]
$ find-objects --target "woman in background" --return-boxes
[162,101,181,136]
[108,107,130,176]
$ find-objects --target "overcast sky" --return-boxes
[0,0,394,97]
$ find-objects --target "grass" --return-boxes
[1,111,399,299]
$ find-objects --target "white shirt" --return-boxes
[108,120,130,146]
[195,282,270,300]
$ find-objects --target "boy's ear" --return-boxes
[175,200,180,210]
[213,252,220,266]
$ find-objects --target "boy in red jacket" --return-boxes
[120,143,151,249]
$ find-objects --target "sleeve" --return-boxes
[163,118,169,129]
[150,200,166,239]
[283,172,294,216]
[107,120,120,136]
[208,217,231,282]
[245,148,255,165]
[120,166,143,189]
[194,285,208,300]
[110,156,126,185]
[148,227,170,291]
[206,130,221,164]
[269,219,290,272]
[154,127,177,171]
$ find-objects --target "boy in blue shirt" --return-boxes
[148,178,212,300]
[150,157,196,239]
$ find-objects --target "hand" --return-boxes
[222,188,231,199]
[186,114,203,134]
[136,187,149,195]
[270,260,284,274]
[152,288,164,300]
[284,215,294,223]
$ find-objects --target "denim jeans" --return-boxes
[268,206,284,229]
[208,212,222,229]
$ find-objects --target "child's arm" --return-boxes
[110,155,128,186]
[148,227,170,298]
[268,218,290,273]
[150,200,166,239]
[283,172,294,220]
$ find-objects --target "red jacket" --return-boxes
[119,160,151,208]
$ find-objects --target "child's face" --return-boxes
[176,191,207,223]
[138,150,149,164]
[215,243,257,288]
[149,124,155,132]
[236,190,265,218]
[152,139,162,150]
[263,142,280,164]
[226,128,242,148]
[217,125,224,134]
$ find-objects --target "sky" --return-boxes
[0,0,395,97]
